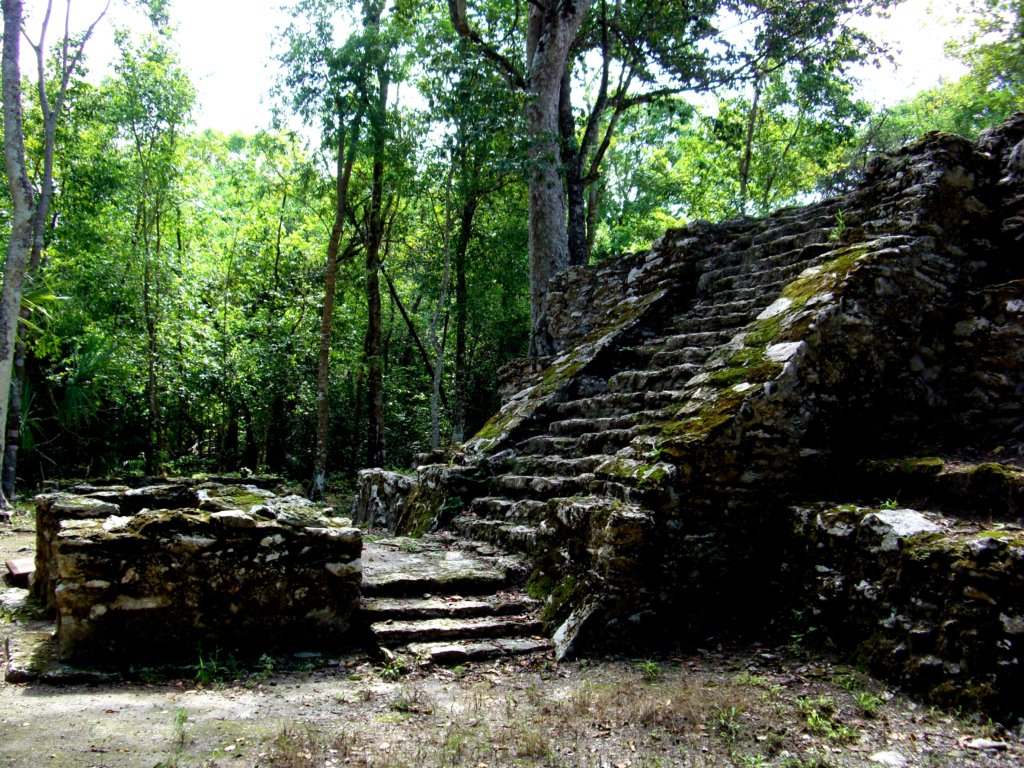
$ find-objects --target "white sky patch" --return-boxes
[851,0,971,106]
[20,0,977,133]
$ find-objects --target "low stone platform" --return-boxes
[31,484,363,664]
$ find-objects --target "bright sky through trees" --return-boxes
[20,0,969,134]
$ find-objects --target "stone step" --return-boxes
[610,342,667,370]
[512,430,647,466]
[468,496,549,521]
[649,345,714,368]
[576,425,660,454]
[701,232,833,275]
[547,410,667,437]
[703,257,821,291]
[361,594,538,622]
[658,327,736,348]
[709,281,788,305]
[467,495,515,519]
[489,474,588,500]
[517,434,580,456]
[505,455,607,478]
[606,364,702,394]
[554,389,690,420]
[361,542,517,598]
[408,637,552,666]
[664,311,753,334]
[371,615,543,646]
[454,516,540,553]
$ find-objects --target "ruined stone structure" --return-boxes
[32,482,362,663]
[358,115,1024,717]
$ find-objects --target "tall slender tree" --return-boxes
[1,0,108,505]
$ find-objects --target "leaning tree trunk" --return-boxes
[1,0,37,508]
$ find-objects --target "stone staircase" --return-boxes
[453,197,847,553]
[360,535,551,665]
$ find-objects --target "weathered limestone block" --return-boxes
[352,468,415,529]
[52,506,361,663]
[391,464,488,536]
[34,494,121,610]
[859,458,1024,522]
[121,483,198,514]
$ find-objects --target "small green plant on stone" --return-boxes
[194,648,224,685]
[781,754,837,768]
[734,672,767,687]
[153,708,190,768]
[881,498,900,510]
[789,608,819,646]
[828,210,846,242]
[173,708,189,749]
[831,672,862,692]
[257,653,275,679]
[265,725,324,768]
[637,659,662,682]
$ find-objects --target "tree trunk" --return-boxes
[311,114,360,501]
[0,0,37,508]
[523,0,591,355]
[429,167,455,452]
[451,193,478,444]
[363,9,389,469]
[143,247,162,476]
[365,148,386,468]
[1,0,108,503]
[560,67,590,269]
[447,0,591,357]
[739,79,762,216]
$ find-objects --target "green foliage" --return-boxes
[377,657,407,682]
[854,691,885,717]
[637,659,663,682]
[796,696,859,743]
[8,0,1012,491]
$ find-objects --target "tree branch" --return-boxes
[447,0,527,90]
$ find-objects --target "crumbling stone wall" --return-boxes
[35,484,361,663]
[790,503,1024,719]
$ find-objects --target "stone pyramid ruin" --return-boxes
[357,114,1024,719]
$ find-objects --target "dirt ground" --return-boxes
[3,511,1023,768]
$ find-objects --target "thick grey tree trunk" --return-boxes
[449,0,591,358]
[522,0,591,356]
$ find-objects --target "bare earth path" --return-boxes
[3,512,1023,768]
